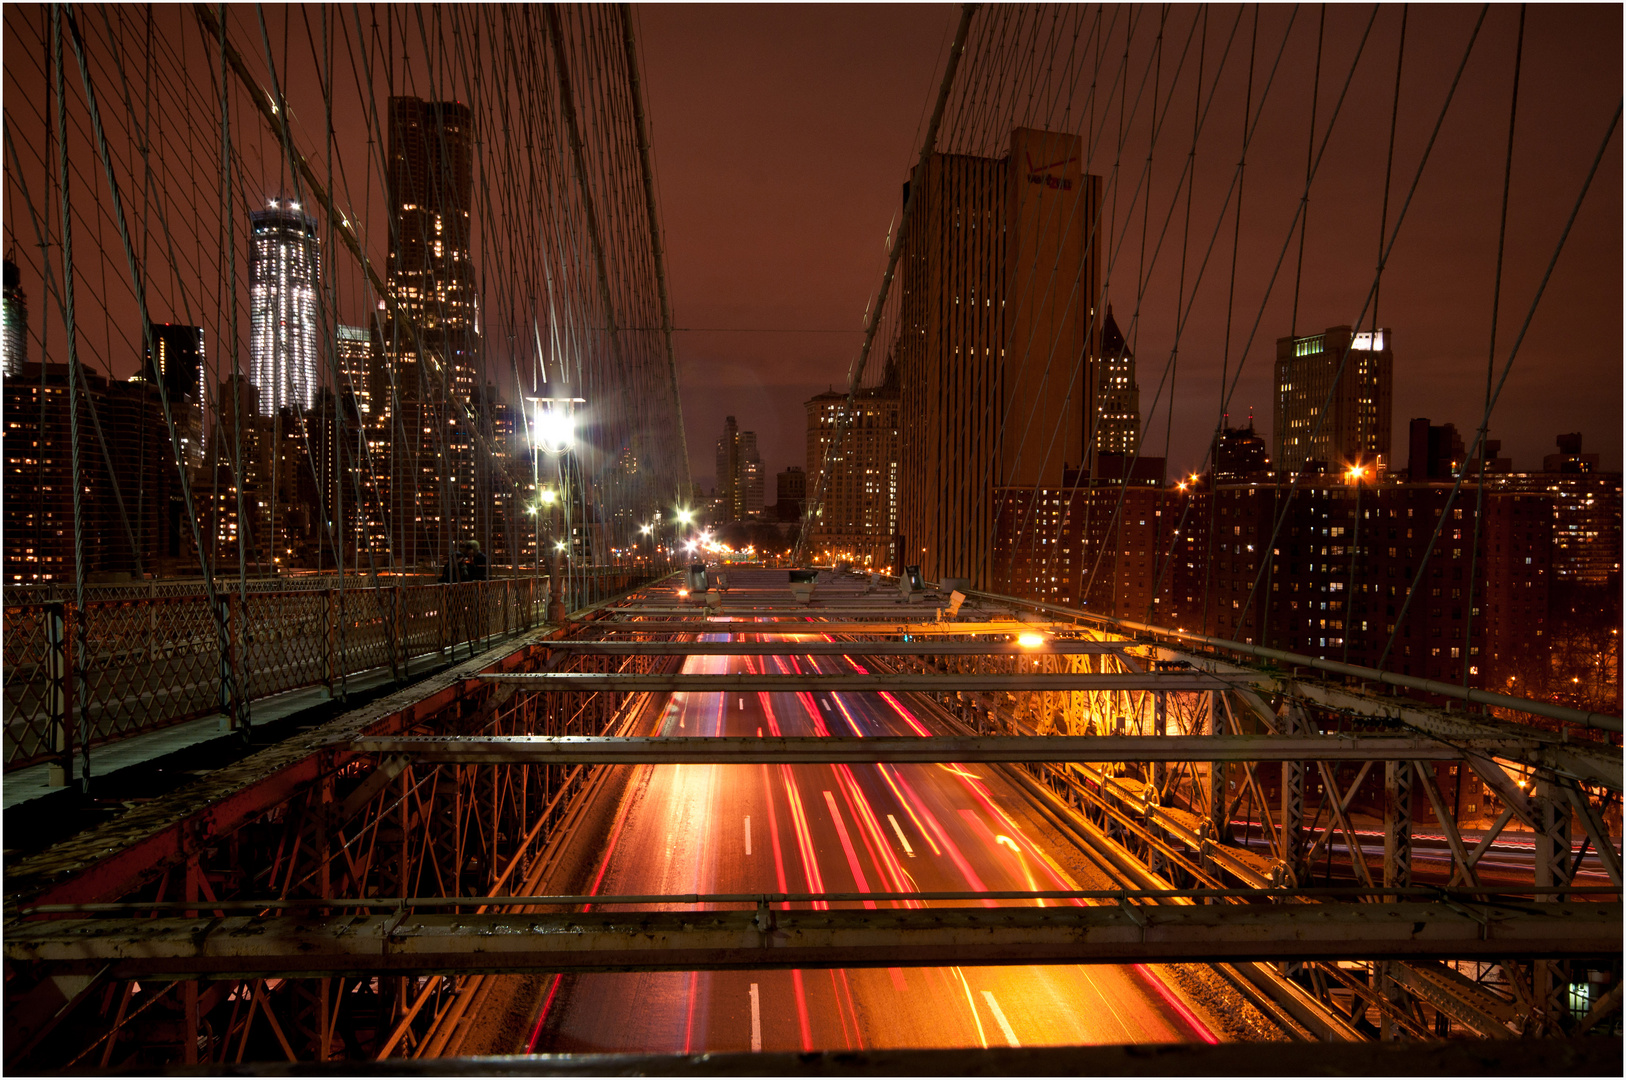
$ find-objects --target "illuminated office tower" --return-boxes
[249,200,321,416]
[1273,325,1393,473]
[335,324,373,415]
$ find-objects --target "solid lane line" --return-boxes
[749,982,761,1052]
[981,990,1021,1047]
[887,813,916,857]
[744,816,752,856]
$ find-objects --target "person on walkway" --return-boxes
[459,539,488,582]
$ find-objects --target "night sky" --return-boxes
[635,4,1621,490]
[4,4,1619,495]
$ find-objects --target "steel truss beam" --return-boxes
[205,1039,1616,1076]
[1141,651,1623,791]
[9,901,1614,979]
[481,672,1229,692]
[545,640,1130,655]
[345,734,1537,766]
[590,620,1041,634]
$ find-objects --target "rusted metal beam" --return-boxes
[181,1038,1617,1076]
[481,672,1229,692]
[546,640,1131,655]
[589,620,1043,635]
[344,734,1531,766]
[9,902,1615,979]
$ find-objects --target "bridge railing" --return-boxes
[2,578,560,773]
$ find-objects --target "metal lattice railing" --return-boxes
[3,605,56,768]
[2,578,546,772]
[77,595,221,748]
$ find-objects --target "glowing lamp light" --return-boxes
[534,406,574,453]
[1017,633,1046,648]
[554,541,567,552]
[539,488,558,505]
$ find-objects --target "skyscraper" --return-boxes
[3,258,27,376]
[896,127,1103,586]
[806,384,901,569]
[249,200,321,416]
[144,324,207,467]
[145,324,206,404]
[714,416,763,522]
[1273,325,1393,473]
[335,324,373,415]
[377,96,478,401]
[1092,305,1140,457]
[374,96,480,567]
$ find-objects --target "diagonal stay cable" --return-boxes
[1378,101,1620,672]
[1230,5,1486,647]
[795,3,978,566]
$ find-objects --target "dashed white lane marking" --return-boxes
[744,816,753,856]
[739,697,745,710]
[982,990,1020,1046]
[749,982,761,1051]
[887,814,915,857]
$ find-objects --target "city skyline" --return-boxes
[1,7,1618,1067]
[2,6,1617,493]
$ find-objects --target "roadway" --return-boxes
[521,627,1219,1053]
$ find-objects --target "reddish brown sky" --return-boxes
[636,4,1622,491]
[5,4,1619,496]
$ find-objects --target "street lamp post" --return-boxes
[528,396,583,625]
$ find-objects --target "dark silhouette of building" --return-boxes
[1545,432,1600,473]
[776,465,806,522]
[4,363,111,586]
[1214,420,1271,482]
[1407,417,1465,481]
[144,324,207,468]
[714,416,763,522]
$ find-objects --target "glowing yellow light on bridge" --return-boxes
[1017,633,1045,648]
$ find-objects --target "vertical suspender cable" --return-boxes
[1461,5,1522,687]
[52,5,91,789]
[64,4,245,736]
[618,3,691,505]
